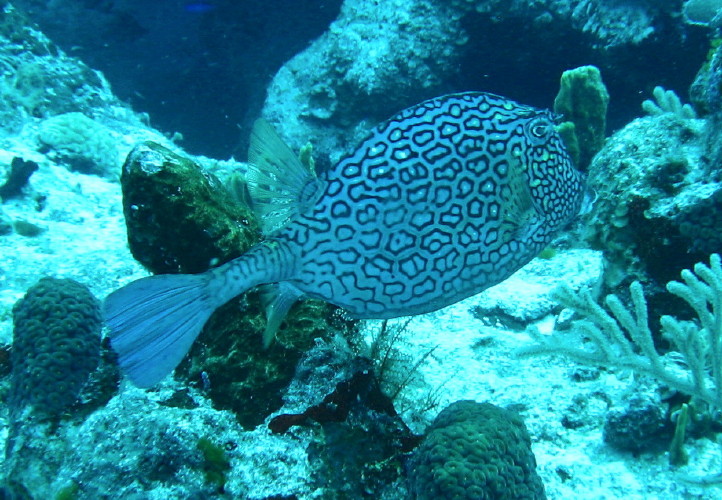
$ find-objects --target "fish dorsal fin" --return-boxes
[247,119,324,233]
[499,154,545,243]
[258,282,304,348]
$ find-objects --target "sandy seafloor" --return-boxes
[0,125,721,499]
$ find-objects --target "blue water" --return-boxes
[0,1,720,498]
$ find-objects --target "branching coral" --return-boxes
[642,86,697,119]
[517,254,722,411]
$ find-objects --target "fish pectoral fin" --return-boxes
[500,209,544,244]
[259,282,304,348]
[499,156,545,243]
[247,119,324,234]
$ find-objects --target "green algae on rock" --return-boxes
[120,141,355,427]
[177,292,356,428]
[120,141,259,275]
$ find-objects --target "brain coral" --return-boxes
[10,277,102,418]
[407,400,545,500]
[37,112,119,177]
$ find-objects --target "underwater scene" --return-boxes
[2,0,722,498]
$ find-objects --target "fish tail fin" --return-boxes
[103,273,217,388]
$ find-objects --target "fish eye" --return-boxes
[525,116,552,142]
[532,124,548,136]
[531,121,549,137]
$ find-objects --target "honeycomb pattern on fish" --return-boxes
[273,92,585,317]
[104,91,586,388]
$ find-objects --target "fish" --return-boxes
[183,1,217,14]
[104,91,586,388]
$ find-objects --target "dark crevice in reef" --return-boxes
[453,9,708,134]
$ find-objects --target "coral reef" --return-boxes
[584,38,722,294]
[642,86,697,118]
[11,0,697,161]
[0,2,719,499]
[684,0,722,26]
[10,0,343,157]
[0,3,126,133]
[0,157,37,200]
[263,0,694,167]
[2,388,241,499]
[263,0,463,164]
[691,32,722,192]
[37,113,120,177]
[518,254,722,479]
[177,294,356,428]
[4,277,106,495]
[584,103,711,288]
[8,276,102,419]
[272,337,417,498]
[691,35,722,114]
[407,400,545,499]
[455,0,664,46]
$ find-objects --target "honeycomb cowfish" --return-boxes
[104,92,586,387]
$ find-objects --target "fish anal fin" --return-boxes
[247,119,324,234]
[259,282,304,348]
